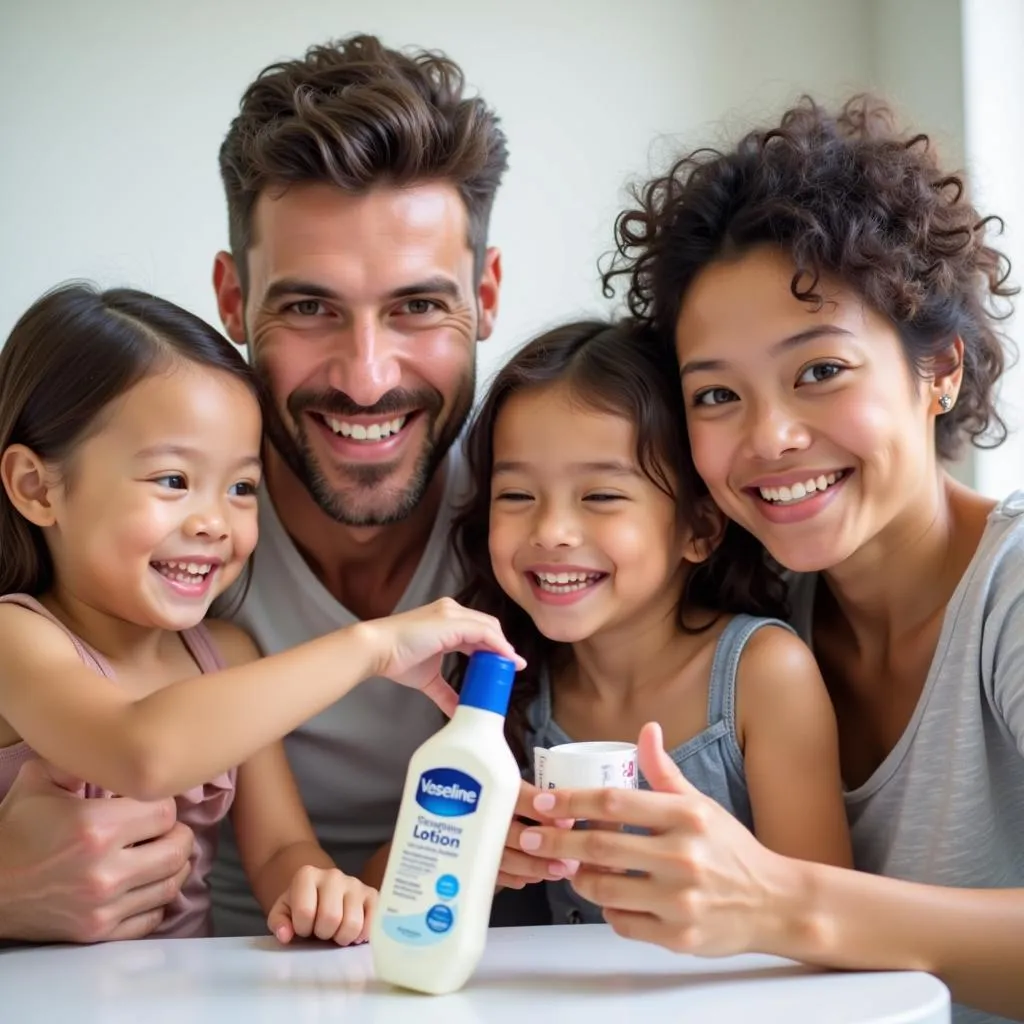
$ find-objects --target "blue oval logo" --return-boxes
[415,767,482,817]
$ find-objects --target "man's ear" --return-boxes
[475,247,502,342]
[1,445,59,527]
[213,250,247,347]
[682,498,726,565]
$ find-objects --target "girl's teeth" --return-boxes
[759,471,844,505]
[153,561,213,584]
[533,571,603,594]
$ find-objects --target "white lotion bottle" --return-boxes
[370,651,521,995]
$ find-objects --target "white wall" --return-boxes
[0,0,873,391]
[867,0,974,485]
[961,0,1024,498]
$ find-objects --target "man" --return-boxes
[207,33,506,935]
[0,32,508,942]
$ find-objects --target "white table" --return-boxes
[0,923,950,1023]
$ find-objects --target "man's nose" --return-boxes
[325,314,402,408]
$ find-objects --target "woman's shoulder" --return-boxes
[961,490,1024,601]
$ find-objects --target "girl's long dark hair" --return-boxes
[452,319,787,764]
[0,282,260,598]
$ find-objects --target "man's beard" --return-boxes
[259,375,474,528]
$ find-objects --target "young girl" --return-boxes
[0,283,521,943]
[454,319,852,924]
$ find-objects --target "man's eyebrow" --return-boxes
[493,459,640,476]
[387,277,462,302]
[261,277,463,305]
[262,279,340,304]
[678,325,855,376]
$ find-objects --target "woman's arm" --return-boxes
[0,598,515,800]
[518,723,1024,1021]
[737,627,852,867]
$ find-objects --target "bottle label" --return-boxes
[379,766,482,946]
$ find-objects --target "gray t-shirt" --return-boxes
[789,491,1024,1024]
[209,451,467,937]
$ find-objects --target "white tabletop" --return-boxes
[0,923,950,1023]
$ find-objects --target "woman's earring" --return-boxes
[938,394,954,413]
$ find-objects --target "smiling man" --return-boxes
[0,33,511,944]
[204,35,506,935]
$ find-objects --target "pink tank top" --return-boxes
[0,594,237,938]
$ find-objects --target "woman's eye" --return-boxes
[230,481,258,497]
[798,362,844,385]
[583,493,624,503]
[154,475,187,490]
[494,491,533,503]
[693,387,737,407]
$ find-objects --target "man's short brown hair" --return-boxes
[219,33,509,289]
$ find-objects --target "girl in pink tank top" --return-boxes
[0,286,507,944]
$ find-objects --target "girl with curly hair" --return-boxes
[514,98,1022,1024]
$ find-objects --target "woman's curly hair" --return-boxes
[452,319,787,765]
[601,95,1017,461]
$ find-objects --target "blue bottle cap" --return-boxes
[459,651,516,716]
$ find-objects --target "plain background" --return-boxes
[1,0,1019,492]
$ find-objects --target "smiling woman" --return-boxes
[511,97,1024,1024]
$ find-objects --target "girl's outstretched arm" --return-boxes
[0,598,519,800]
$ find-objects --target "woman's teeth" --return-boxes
[759,471,846,505]
[532,571,603,593]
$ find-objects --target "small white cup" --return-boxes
[534,740,638,791]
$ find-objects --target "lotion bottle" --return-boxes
[370,651,520,994]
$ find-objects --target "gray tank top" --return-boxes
[525,613,790,925]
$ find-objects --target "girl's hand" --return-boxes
[517,722,797,956]
[268,866,377,946]
[496,780,577,890]
[360,598,526,717]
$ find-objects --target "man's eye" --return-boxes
[402,298,441,315]
[287,300,326,317]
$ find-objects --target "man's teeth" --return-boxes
[326,415,407,441]
[533,571,603,593]
[153,561,213,583]
[759,471,845,505]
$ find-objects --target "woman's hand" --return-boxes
[359,598,526,717]
[518,722,798,956]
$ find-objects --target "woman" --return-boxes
[515,98,1024,1024]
